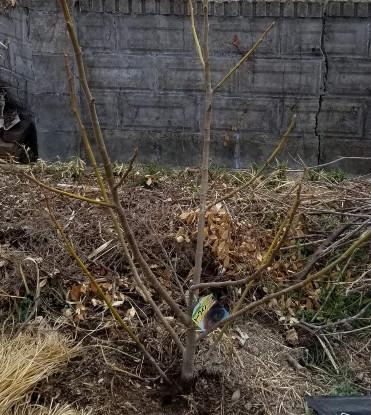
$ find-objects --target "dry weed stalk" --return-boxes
[0,332,74,414]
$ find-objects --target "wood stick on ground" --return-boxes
[290,222,351,283]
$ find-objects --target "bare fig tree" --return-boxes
[1,0,369,389]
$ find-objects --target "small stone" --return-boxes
[231,389,241,402]
[245,402,253,410]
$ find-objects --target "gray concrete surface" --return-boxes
[1,0,371,173]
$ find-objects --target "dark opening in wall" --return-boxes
[0,88,38,163]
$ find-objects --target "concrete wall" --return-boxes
[1,0,371,173]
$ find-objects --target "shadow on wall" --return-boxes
[0,88,38,163]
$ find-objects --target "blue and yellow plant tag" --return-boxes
[192,294,229,332]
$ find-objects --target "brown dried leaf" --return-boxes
[69,284,86,302]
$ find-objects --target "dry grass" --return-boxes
[196,320,326,415]
[0,330,74,414]
[9,402,87,415]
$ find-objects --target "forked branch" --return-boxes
[213,21,275,92]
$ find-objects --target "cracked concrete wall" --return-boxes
[1,0,371,173]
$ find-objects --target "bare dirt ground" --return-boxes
[0,163,370,414]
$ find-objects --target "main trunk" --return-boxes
[181,87,213,385]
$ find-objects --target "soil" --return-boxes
[0,166,370,414]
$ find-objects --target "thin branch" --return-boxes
[59,0,116,190]
[63,53,109,202]
[288,156,371,172]
[213,21,275,92]
[304,303,371,332]
[114,205,191,327]
[323,324,371,336]
[321,218,371,257]
[23,172,113,207]
[100,346,152,381]
[346,268,371,294]
[0,159,111,207]
[188,0,205,69]
[113,148,138,190]
[182,0,212,384]
[208,115,296,209]
[291,222,351,283]
[262,182,302,263]
[192,0,212,299]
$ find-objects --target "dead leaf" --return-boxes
[69,284,87,302]
[75,303,86,321]
[126,307,136,320]
[179,212,189,221]
[88,240,113,260]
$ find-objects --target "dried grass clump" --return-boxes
[9,402,87,415]
[0,332,74,414]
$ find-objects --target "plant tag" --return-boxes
[192,294,229,332]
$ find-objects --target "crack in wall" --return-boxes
[315,1,329,165]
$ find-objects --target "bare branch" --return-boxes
[188,0,205,68]
[191,181,301,292]
[212,182,302,341]
[63,53,111,203]
[291,222,350,283]
[208,115,296,209]
[213,22,275,92]
[23,171,113,207]
[289,156,371,172]
[113,148,138,190]
[183,0,213,384]
[303,303,371,332]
